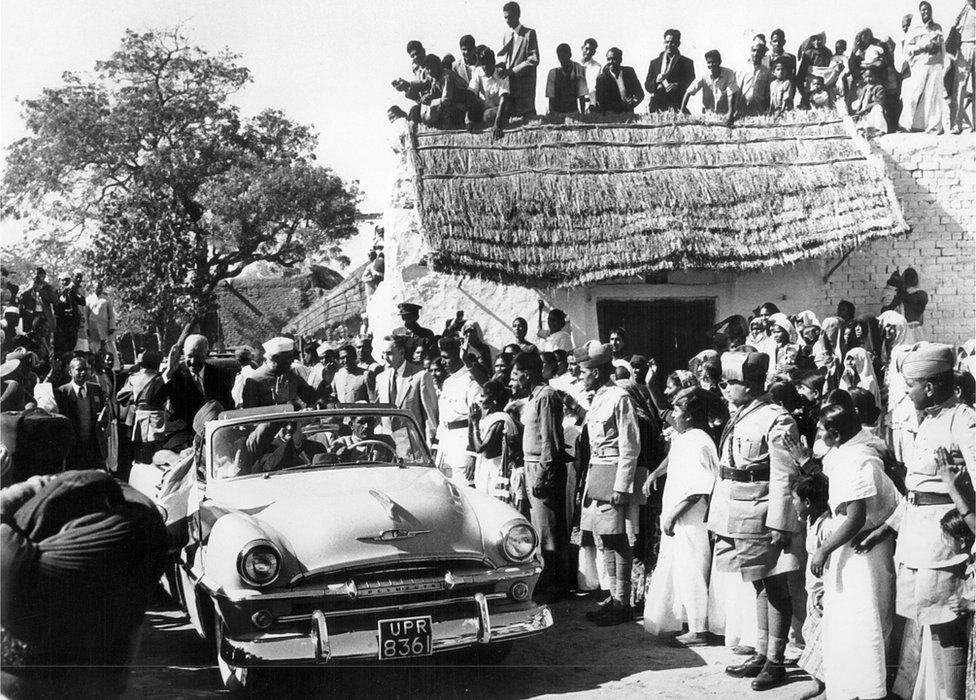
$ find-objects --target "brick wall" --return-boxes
[819,134,975,344]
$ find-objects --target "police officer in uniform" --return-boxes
[577,341,644,626]
[708,351,802,691]
[857,342,976,698]
[393,302,437,360]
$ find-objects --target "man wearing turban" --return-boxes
[241,337,319,410]
[858,342,976,698]
[708,351,803,691]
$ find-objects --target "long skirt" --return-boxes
[822,535,895,700]
[799,604,824,681]
[643,520,711,635]
[900,61,945,132]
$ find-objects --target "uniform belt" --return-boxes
[444,419,469,430]
[907,491,953,506]
[720,467,771,483]
[592,448,620,459]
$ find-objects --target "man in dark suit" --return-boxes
[375,334,438,448]
[497,1,539,118]
[54,355,106,470]
[595,47,645,113]
[644,28,696,112]
[161,334,233,448]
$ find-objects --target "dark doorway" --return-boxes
[596,297,716,379]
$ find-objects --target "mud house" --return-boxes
[368,111,974,374]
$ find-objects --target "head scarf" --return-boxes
[840,347,882,410]
[960,339,976,376]
[797,310,820,330]
[854,313,882,358]
[768,313,796,343]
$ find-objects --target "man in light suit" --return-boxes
[54,355,107,470]
[497,1,539,118]
[595,47,645,113]
[644,28,696,112]
[375,334,438,449]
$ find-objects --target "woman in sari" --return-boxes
[813,317,844,394]
[899,1,945,133]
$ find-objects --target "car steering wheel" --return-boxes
[346,439,398,462]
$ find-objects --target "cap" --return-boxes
[263,337,295,356]
[397,302,422,315]
[3,307,19,316]
[721,351,769,385]
[316,342,337,359]
[573,340,613,369]
[898,342,955,380]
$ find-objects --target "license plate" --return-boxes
[377,615,433,659]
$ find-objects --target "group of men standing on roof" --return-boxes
[390,0,976,136]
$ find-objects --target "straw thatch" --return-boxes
[285,262,369,338]
[410,110,909,287]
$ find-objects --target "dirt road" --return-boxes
[123,593,815,699]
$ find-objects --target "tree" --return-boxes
[2,28,360,343]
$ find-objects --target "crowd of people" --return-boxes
[2,250,976,699]
[390,0,976,136]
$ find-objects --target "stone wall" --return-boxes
[376,134,975,349]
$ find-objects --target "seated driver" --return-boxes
[329,415,397,462]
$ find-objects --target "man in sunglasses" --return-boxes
[707,351,802,691]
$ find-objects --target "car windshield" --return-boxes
[209,410,430,479]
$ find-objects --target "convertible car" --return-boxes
[131,405,553,690]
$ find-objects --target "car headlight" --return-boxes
[237,540,281,587]
[499,520,538,562]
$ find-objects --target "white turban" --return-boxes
[262,337,295,356]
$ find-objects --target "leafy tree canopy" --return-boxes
[2,28,360,342]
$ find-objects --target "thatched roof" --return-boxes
[411,110,909,287]
[285,262,369,338]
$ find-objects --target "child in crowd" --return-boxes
[643,387,717,646]
[806,75,834,110]
[848,65,887,136]
[769,59,794,115]
[793,472,831,699]
[468,380,521,502]
[940,510,975,700]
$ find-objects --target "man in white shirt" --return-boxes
[738,41,772,115]
[469,45,512,137]
[86,284,117,357]
[536,301,572,352]
[682,50,739,125]
[580,38,602,110]
[332,344,370,403]
[434,337,483,487]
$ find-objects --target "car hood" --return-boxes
[206,467,486,576]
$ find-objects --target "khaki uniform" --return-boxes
[581,382,643,536]
[889,396,976,624]
[435,367,482,486]
[707,398,802,582]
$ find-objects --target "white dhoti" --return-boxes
[643,513,711,635]
[435,426,472,488]
[822,536,895,700]
[707,565,759,649]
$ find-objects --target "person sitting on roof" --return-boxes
[391,40,430,102]
[768,57,795,115]
[738,40,772,116]
[847,65,887,136]
[414,54,485,128]
[453,34,479,83]
[681,50,739,125]
[545,43,588,114]
[468,45,512,138]
[804,74,835,110]
[595,47,645,113]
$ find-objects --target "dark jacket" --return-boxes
[644,52,696,112]
[159,362,234,428]
[595,66,645,113]
[54,381,106,444]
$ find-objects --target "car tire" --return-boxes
[474,640,514,665]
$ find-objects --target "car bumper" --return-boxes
[218,592,552,666]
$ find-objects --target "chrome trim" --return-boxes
[498,519,539,563]
[474,592,491,643]
[218,601,553,666]
[276,593,508,623]
[215,562,541,603]
[290,554,492,585]
[312,610,330,662]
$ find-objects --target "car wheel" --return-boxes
[474,640,514,665]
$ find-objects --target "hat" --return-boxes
[263,337,295,356]
[397,302,422,316]
[898,342,955,380]
[3,307,19,316]
[573,341,613,369]
[5,347,37,365]
[721,351,768,385]
[316,343,338,359]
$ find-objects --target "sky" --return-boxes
[0,0,959,269]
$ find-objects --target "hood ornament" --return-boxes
[364,528,431,542]
[368,489,397,519]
